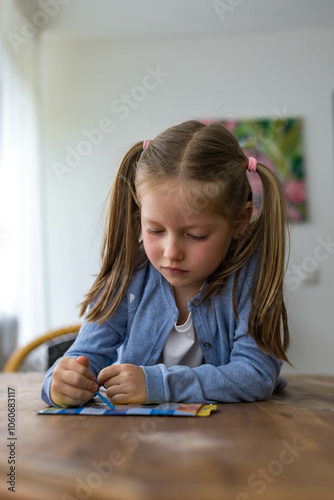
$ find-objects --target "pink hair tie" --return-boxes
[143,139,151,151]
[247,156,257,173]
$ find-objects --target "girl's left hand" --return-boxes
[97,364,147,404]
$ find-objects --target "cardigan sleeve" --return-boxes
[40,296,128,406]
[141,338,285,404]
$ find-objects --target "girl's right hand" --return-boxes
[50,355,98,407]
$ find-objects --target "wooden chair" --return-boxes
[2,324,81,372]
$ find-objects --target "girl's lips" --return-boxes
[163,267,188,275]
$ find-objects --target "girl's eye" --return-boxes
[188,234,208,241]
[147,228,163,235]
[146,228,208,241]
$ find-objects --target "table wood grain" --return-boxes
[0,373,333,500]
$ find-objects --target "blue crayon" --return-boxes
[95,389,115,410]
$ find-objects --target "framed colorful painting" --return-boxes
[201,117,307,222]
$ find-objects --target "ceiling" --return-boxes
[16,0,334,39]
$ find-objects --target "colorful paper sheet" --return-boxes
[38,402,217,417]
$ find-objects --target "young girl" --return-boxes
[41,120,290,407]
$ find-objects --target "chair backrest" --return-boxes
[2,325,81,372]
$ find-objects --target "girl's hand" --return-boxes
[50,355,98,407]
[97,364,147,404]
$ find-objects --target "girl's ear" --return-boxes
[232,202,253,240]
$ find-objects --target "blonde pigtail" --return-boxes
[247,163,290,361]
[80,141,145,323]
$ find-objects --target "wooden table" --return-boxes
[0,373,333,500]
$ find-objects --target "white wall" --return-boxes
[40,28,334,374]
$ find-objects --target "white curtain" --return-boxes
[0,0,46,361]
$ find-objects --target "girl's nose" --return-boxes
[163,236,184,261]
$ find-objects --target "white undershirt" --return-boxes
[161,312,204,368]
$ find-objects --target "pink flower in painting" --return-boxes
[285,180,306,204]
[199,118,219,126]
[224,121,237,133]
[287,205,303,222]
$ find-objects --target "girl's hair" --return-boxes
[80,120,290,362]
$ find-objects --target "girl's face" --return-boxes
[140,186,236,299]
